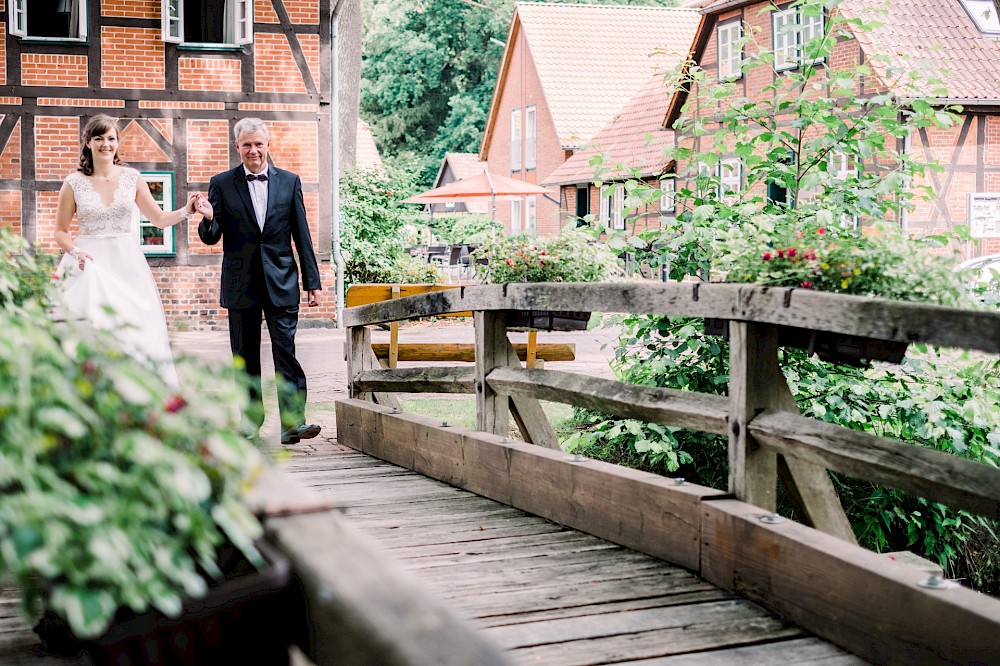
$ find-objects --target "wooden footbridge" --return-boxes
[2,283,999,665]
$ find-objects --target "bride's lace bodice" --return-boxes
[67,168,139,236]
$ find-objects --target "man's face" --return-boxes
[237,129,269,174]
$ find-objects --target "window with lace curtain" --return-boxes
[138,172,176,256]
[162,0,254,47]
[8,0,88,41]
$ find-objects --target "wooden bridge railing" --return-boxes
[337,281,1000,665]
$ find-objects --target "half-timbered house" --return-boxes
[668,0,1000,258]
[1,0,362,329]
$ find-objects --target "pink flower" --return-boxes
[762,252,772,261]
[801,280,813,289]
[506,258,512,265]
[795,231,804,239]
[787,247,797,258]
[817,227,826,235]
[777,249,785,258]
[165,395,187,414]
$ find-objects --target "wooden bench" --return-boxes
[344,284,575,369]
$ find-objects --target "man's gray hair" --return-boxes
[234,117,269,143]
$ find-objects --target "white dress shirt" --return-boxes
[244,167,268,231]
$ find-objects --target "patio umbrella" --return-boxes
[403,170,555,225]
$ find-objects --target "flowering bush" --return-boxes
[718,218,969,307]
[0,226,57,309]
[473,228,620,284]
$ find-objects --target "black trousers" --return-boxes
[227,298,307,430]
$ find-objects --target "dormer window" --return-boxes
[960,0,1000,35]
[8,0,88,41]
[162,0,254,47]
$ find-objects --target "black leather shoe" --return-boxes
[281,423,322,445]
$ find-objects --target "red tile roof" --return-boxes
[433,153,489,214]
[543,73,675,186]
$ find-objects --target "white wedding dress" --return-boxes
[55,168,178,386]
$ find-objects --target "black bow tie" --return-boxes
[246,173,268,182]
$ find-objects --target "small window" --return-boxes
[599,185,610,226]
[717,20,742,80]
[138,172,176,256]
[718,158,742,205]
[8,0,88,41]
[162,0,253,46]
[525,106,537,170]
[659,178,676,214]
[525,196,537,234]
[511,199,522,234]
[771,4,825,72]
[575,183,590,225]
[960,0,1000,35]
[827,150,857,180]
[602,185,625,230]
[510,108,522,172]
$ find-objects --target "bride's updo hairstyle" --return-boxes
[78,114,123,176]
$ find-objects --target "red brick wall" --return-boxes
[269,121,319,182]
[187,119,231,255]
[101,27,164,89]
[0,117,20,179]
[179,58,242,92]
[484,27,564,236]
[0,190,21,237]
[21,54,88,87]
[118,119,170,163]
[0,23,6,85]
[34,117,79,181]
[34,191,63,254]
[254,33,319,94]
[101,0,158,18]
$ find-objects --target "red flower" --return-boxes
[801,280,813,289]
[81,360,97,377]
[762,252,772,261]
[817,227,826,235]
[787,247,797,258]
[506,258,512,265]
[165,395,187,414]
[777,249,785,258]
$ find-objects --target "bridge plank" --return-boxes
[357,367,475,393]
[645,637,867,665]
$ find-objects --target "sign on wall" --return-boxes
[968,193,1000,238]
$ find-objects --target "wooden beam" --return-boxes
[701,498,1000,666]
[342,283,1000,355]
[750,410,1000,519]
[368,342,575,363]
[486,367,729,435]
[504,342,560,450]
[346,326,373,401]
[356,367,476,394]
[475,311,509,436]
[334,399,727,571]
[389,284,400,369]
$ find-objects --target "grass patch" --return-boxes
[399,398,577,442]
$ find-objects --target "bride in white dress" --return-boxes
[53,115,200,386]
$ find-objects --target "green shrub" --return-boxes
[0,227,57,309]
[473,227,621,284]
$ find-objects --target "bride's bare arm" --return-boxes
[135,175,196,228]
[54,180,91,268]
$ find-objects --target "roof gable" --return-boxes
[481,2,700,156]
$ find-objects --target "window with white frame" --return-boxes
[717,21,742,80]
[162,0,253,47]
[524,106,537,170]
[510,108,522,172]
[718,158,742,204]
[659,178,676,214]
[8,0,88,41]
[827,150,857,180]
[960,0,1000,35]
[525,196,537,234]
[772,4,825,72]
[600,185,625,230]
[137,172,176,256]
[511,198,522,234]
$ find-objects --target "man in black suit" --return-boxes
[195,117,322,445]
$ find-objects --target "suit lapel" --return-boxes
[263,166,279,231]
[233,167,260,236]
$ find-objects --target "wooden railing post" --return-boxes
[346,325,373,401]
[728,321,779,511]
[475,311,510,436]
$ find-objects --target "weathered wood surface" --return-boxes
[342,283,1000,354]
[356,366,476,394]
[277,448,865,666]
[750,409,1000,520]
[487,366,729,435]
[475,311,510,437]
[369,342,575,362]
[701,499,1000,666]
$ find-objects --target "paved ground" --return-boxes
[171,319,621,452]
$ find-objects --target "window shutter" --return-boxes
[526,196,537,233]
[510,109,521,171]
[599,185,610,227]
[612,186,625,230]
[233,0,253,45]
[74,0,88,40]
[525,106,536,169]
[9,0,26,38]
[773,9,795,71]
[162,0,183,43]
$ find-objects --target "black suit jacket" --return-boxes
[200,165,322,309]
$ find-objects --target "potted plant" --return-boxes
[471,227,620,331]
[0,228,293,662]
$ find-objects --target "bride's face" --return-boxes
[87,130,119,163]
